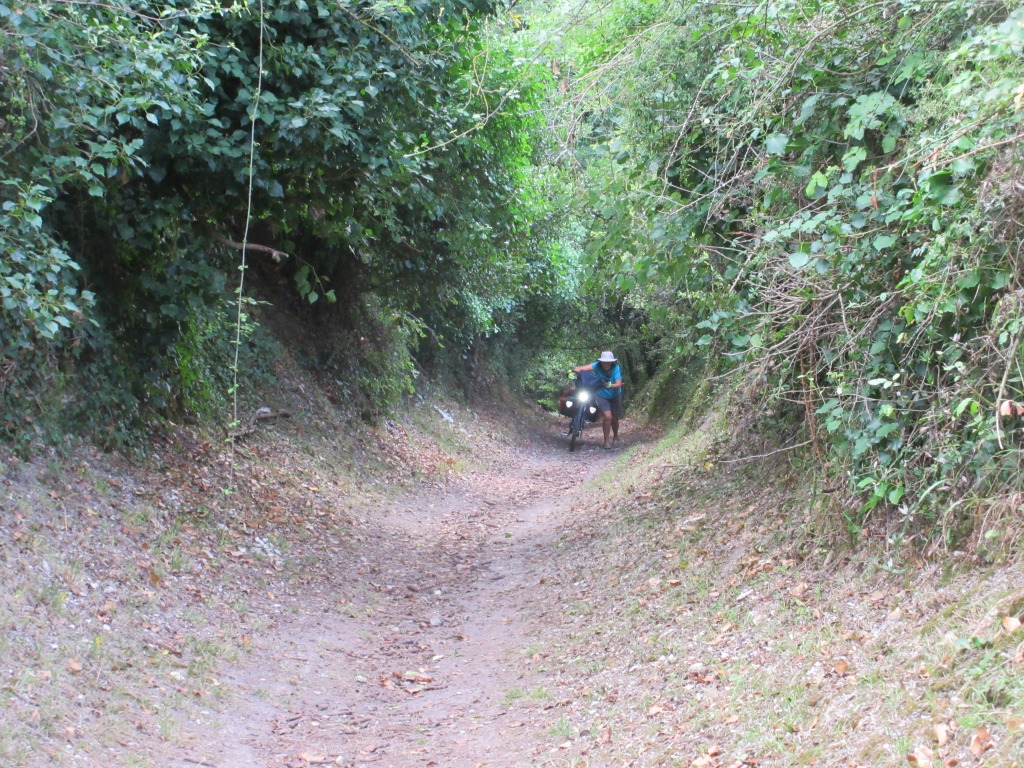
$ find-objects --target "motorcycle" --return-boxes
[560,370,602,452]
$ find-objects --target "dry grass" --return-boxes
[503,409,1024,767]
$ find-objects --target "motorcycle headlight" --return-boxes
[565,400,574,409]
[578,391,590,403]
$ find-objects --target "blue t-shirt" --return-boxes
[591,361,622,400]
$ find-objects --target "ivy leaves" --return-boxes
[1,0,575,443]
[0,183,92,354]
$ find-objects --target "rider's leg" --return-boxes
[602,410,612,447]
[610,394,622,443]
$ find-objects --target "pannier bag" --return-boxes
[559,374,602,422]
[558,386,576,417]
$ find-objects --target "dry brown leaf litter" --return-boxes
[1,379,1023,767]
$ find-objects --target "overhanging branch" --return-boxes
[212,232,289,263]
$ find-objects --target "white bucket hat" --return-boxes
[598,350,617,363]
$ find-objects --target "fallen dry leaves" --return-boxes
[907,745,934,767]
[969,725,992,757]
[8,367,1024,768]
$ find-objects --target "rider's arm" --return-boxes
[610,378,623,390]
[573,363,595,374]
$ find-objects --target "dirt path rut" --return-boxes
[177,419,625,768]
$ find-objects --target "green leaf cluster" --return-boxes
[541,0,1024,542]
[1,0,581,444]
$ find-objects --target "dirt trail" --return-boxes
[8,400,1024,767]
[175,418,627,768]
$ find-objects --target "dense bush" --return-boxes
[0,0,578,447]
[536,0,1024,544]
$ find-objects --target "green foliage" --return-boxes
[540,0,1024,545]
[349,300,425,421]
[1,0,583,445]
[521,350,579,411]
[0,184,92,355]
[173,297,275,422]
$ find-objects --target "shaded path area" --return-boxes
[177,414,634,767]
[7,393,1024,768]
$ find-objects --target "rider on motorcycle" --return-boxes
[573,350,623,449]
